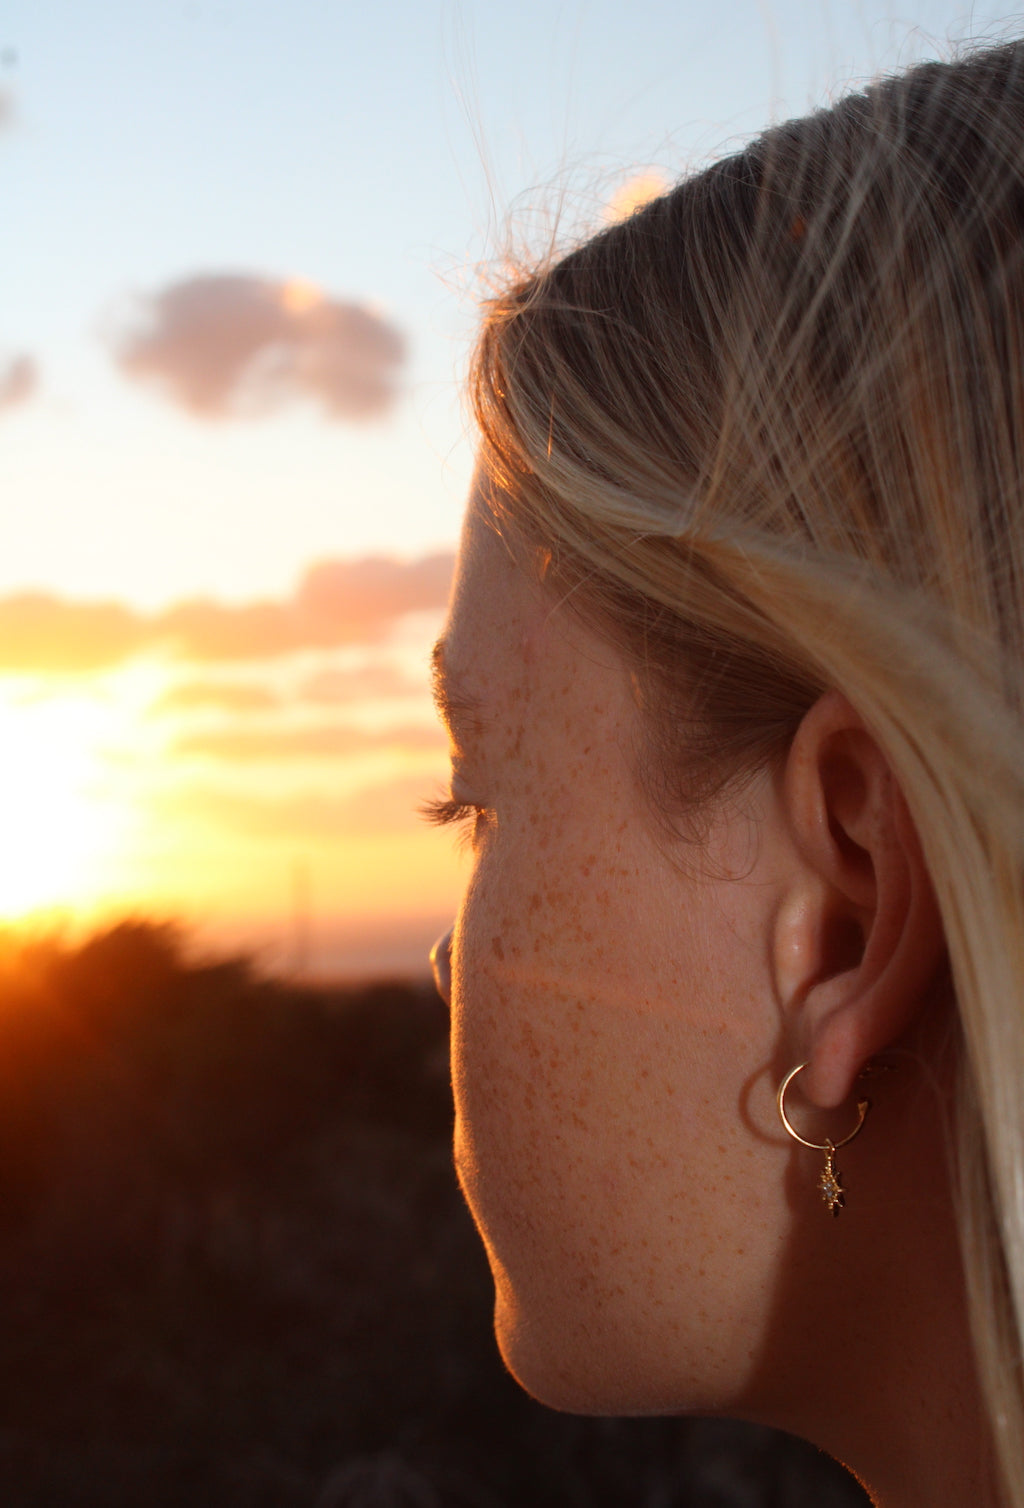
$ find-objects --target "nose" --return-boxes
[430,927,453,1006]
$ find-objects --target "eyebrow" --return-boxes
[430,638,485,737]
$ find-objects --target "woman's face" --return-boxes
[431,488,799,1417]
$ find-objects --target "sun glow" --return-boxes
[604,169,670,222]
[280,278,324,314]
[0,642,463,970]
[0,684,129,918]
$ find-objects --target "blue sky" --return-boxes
[0,0,1008,609]
[0,0,1016,968]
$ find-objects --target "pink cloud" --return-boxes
[0,554,454,672]
[161,554,453,660]
[112,273,406,421]
[0,354,36,414]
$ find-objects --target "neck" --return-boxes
[805,1223,997,1507]
[744,1042,1002,1506]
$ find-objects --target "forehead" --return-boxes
[442,495,549,694]
[438,491,638,754]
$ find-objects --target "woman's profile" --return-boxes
[428,40,1024,1508]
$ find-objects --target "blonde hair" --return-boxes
[471,41,1024,1505]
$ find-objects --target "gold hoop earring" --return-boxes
[777,1061,871,1218]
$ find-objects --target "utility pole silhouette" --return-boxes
[290,860,311,979]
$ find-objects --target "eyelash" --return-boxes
[420,795,489,849]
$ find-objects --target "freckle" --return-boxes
[490,936,505,961]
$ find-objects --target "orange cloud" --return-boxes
[174,723,443,762]
[299,663,421,703]
[0,593,146,671]
[0,554,454,672]
[150,681,281,716]
[0,354,36,414]
[112,273,406,420]
[162,555,453,660]
[175,772,442,838]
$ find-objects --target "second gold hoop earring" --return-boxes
[777,1062,871,1218]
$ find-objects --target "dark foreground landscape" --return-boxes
[0,921,868,1507]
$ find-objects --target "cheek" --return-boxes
[451,817,724,1227]
[448,840,786,1414]
[450,849,639,1236]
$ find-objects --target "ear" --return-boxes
[772,690,947,1109]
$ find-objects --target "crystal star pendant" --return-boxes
[819,1141,845,1217]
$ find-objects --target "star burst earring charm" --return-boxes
[818,1140,844,1216]
[777,1063,871,1218]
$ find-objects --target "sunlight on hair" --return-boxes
[603,170,669,223]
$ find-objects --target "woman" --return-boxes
[428,41,1024,1508]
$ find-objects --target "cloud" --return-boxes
[0,553,454,673]
[173,772,441,838]
[299,663,422,704]
[174,722,442,762]
[0,88,14,134]
[150,681,282,716]
[332,772,449,834]
[161,554,453,660]
[111,273,406,421]
[0,354,36,414]
[0,593,147,672]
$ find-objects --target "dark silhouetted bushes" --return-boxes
[0,920,868,1507]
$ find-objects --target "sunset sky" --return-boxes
[0,0,1009,974]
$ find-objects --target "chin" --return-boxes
[491,1285,729,1420]
[493,1292,616,1414]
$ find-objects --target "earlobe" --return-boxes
[772,691,947,1109]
